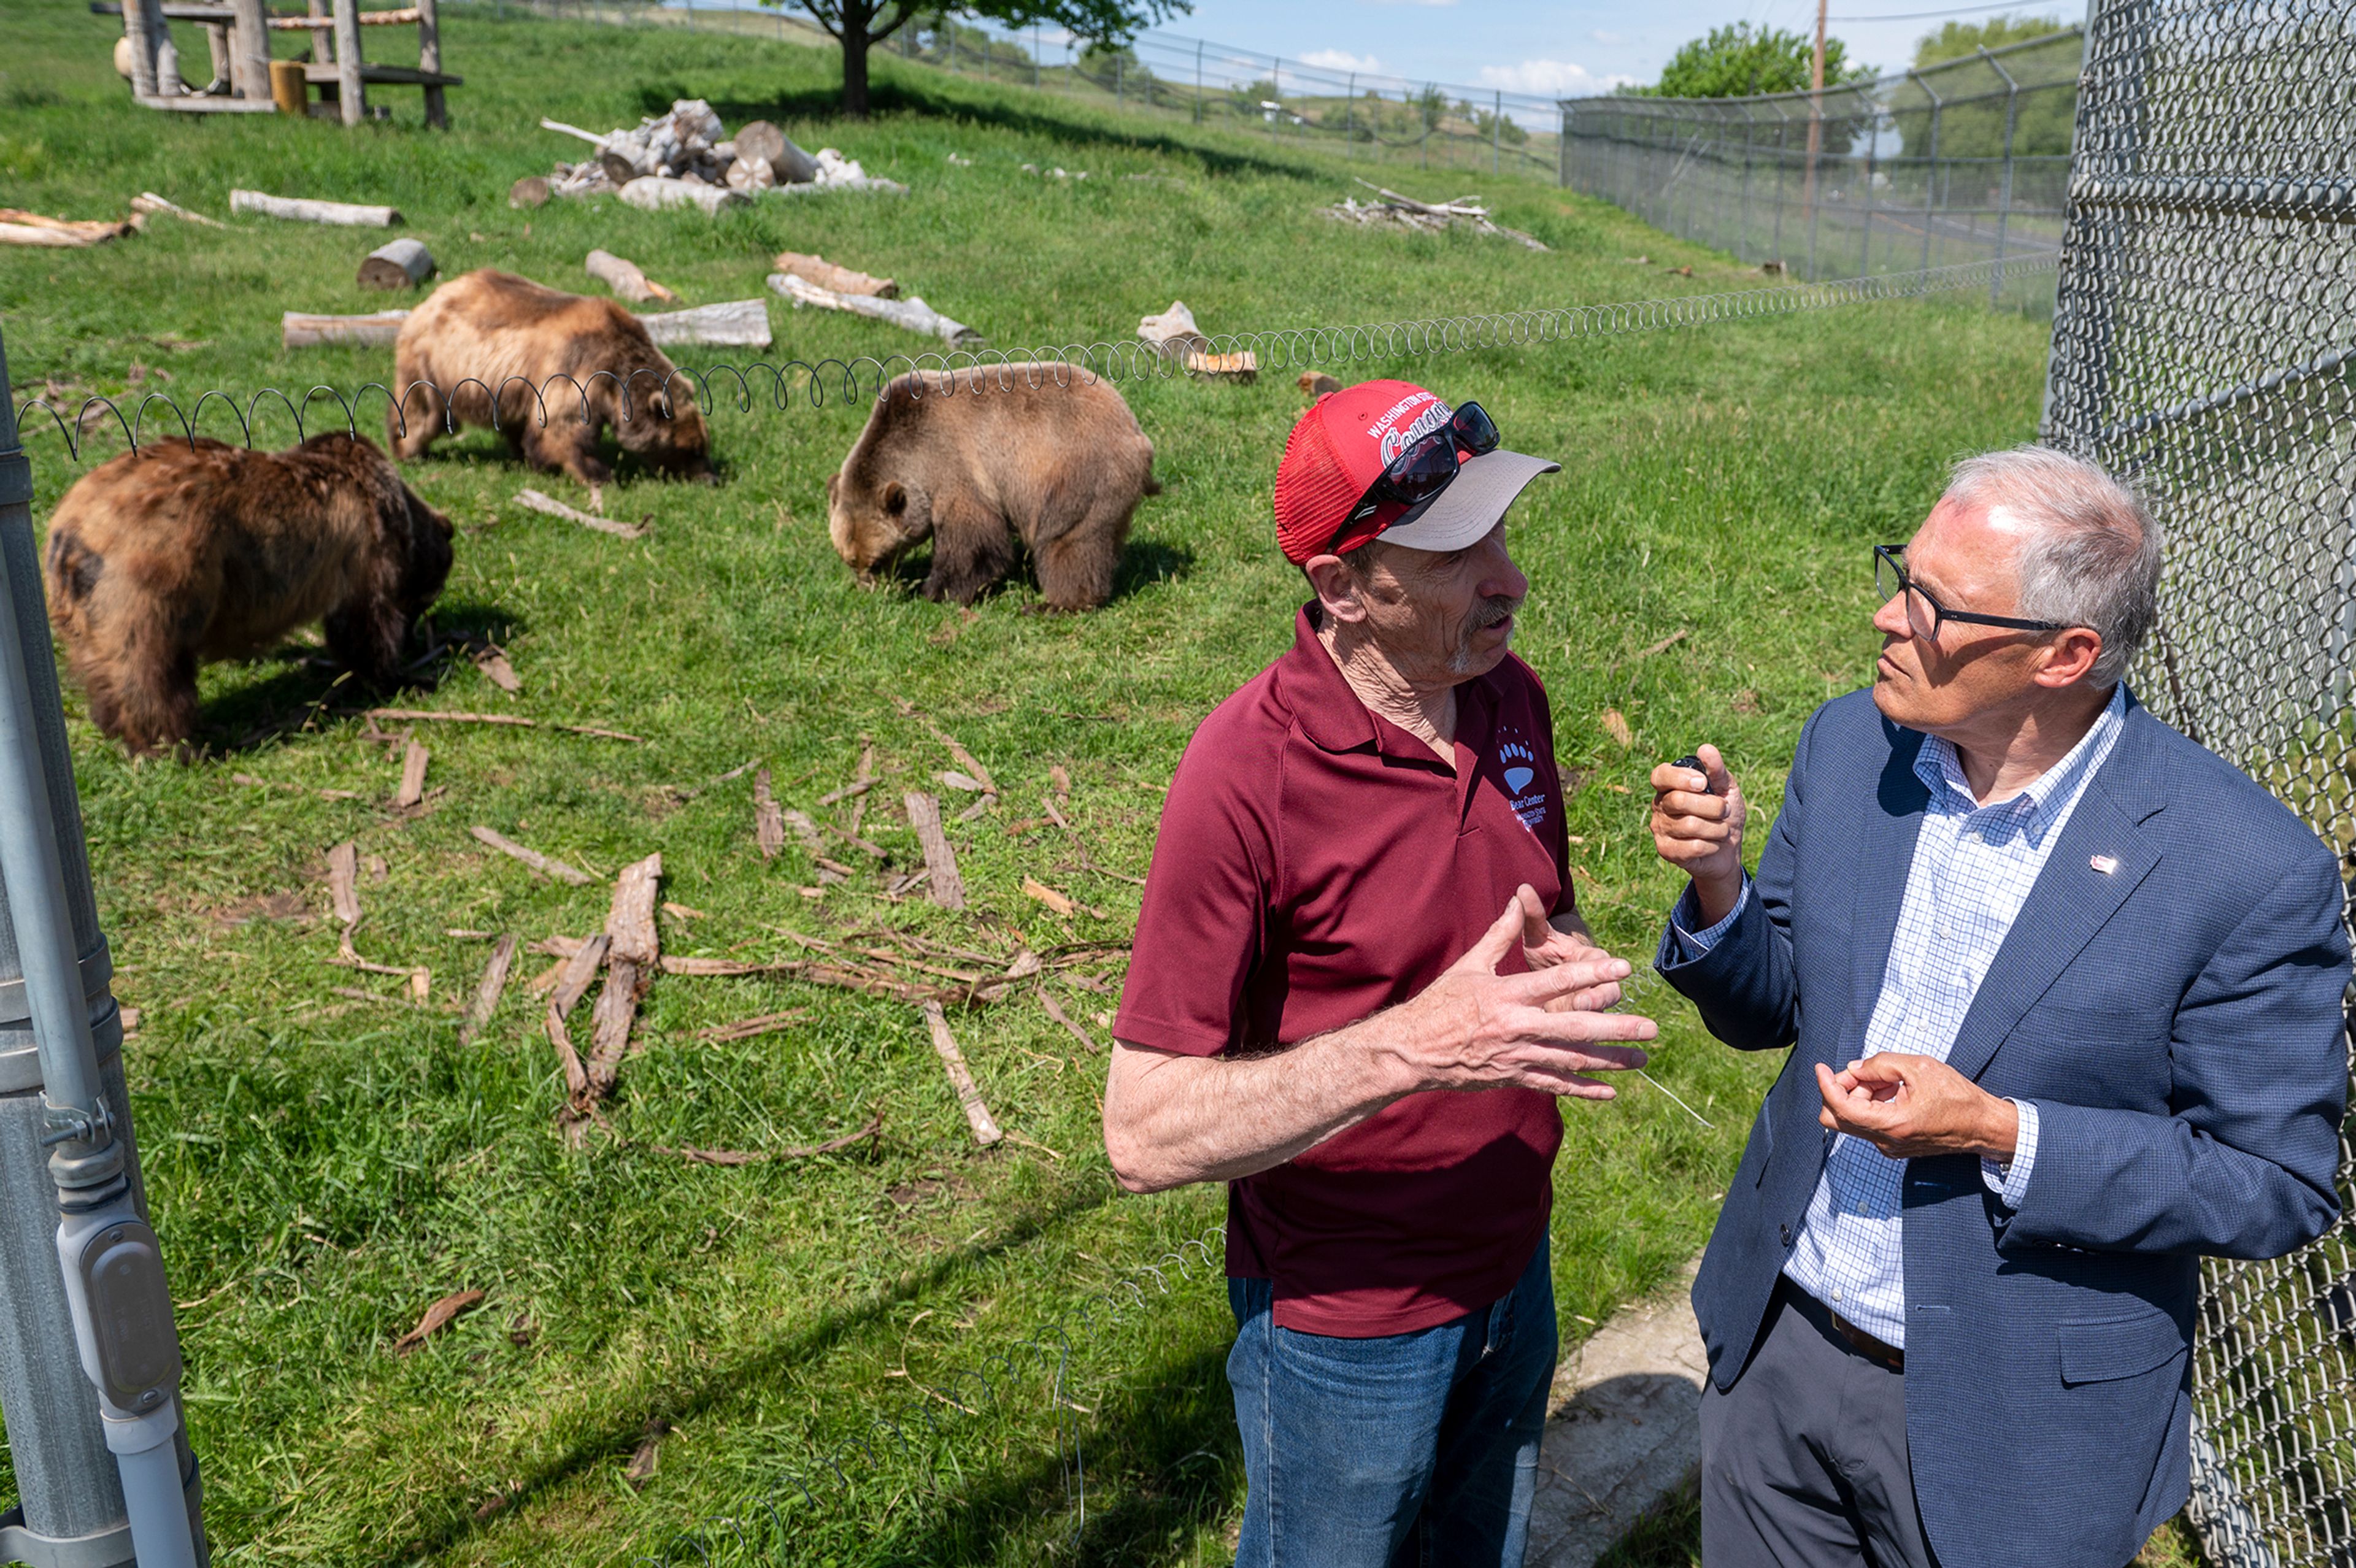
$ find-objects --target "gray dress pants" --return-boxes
[1700,1280,1940,1568]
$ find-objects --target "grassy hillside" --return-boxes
[0,7,2061,1564]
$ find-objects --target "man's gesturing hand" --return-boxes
[1511,883,1622,1012]
[1816,1052,2020,1161]
[1649,744,1747,926]
[1383,894,1658,1101]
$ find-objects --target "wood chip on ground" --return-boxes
[544,934,610,1103]
[904,792,966,911]
[754,767,788,861]
[922,1001,1003,1146]
[514,487,650,539]
[458,934,519,1046]
[327,841,361,927]
[393,1288,484,1355]
[471,826,593,885]
[1602,709,1634,748]
[476,648,522,693]
[1022,876,1076,918]
[624,1420,668,1489]
[1040,989,1103,1051]
[393,739,429,809]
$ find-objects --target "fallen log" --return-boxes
[514,488,647,540]
[458,934,518,1046]
[903,792,966,911]
[618,177,749,217]
[1137,299,1208,360]
[282,309,410,348]
[772,250,897,299]
[131,192,224,227]
[585,247,676,304]
[232,189,401,227]
[636,299,772,349]
[923,1001,1002,1147]
[1183,348,1258,383]
[0,210,138,247]
[768,272,979,348]
[736,121,817,184]
[358,237,436,290]
[586,853,661,1097]
[470,825,593,886]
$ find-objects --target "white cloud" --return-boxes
[1299,48,1384,72]
[1590,29,1626,45]
[1479,58,1633,96]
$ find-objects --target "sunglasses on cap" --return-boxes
[1342,401,1501,531]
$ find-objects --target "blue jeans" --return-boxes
[1225,1240,1557,1568]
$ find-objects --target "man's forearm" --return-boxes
[1104,1022,1413,1194]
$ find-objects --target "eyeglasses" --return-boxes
[1874,545,2077,641]
[1340,401,1502,535]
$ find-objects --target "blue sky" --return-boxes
[1136,0,2088,99]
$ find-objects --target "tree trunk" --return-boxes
[841,22,871,117]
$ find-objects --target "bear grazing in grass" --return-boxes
[44,434,454,756]
[826,365,1158,611]
[388,269,714,486]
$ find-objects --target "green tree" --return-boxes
[1631,23,1872,99]
[1892,17,2076,165]
[776,0,1188,117]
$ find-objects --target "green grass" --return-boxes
[0,6,2063,1564]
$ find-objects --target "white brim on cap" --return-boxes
[1377,449,1561,552]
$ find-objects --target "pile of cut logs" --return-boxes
[1326,180,1549,252]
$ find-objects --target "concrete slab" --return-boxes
[1525,1257,1708,1568]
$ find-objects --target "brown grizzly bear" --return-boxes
[388,269,714,486]
[825,364,1157,610]
[44,434,454,756]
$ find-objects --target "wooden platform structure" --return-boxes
[118,0,458,126]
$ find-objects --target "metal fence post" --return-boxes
[0,320,204,1568]
[1193,38,1201,123]
[1913,69,1942,274]
[1346,72,1355,158]
[1492,88,1501,174]
[1860,93,1879,275]
[1985,46,2020,305]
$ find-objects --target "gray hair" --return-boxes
[1942,446,2163,688]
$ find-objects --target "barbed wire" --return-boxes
[631,1223,1228,1565]
[12,255,2055,469]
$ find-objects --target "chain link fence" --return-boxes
[1556,29,2082,309]
[2039,2,2356,1564]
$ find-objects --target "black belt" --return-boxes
[1778,1277,1904,1372]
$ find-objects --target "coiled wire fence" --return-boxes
[1557,28,2084,309]
[12,256,2048,464]
[2039,2,2356,1564]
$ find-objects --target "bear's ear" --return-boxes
[883,480,907,517]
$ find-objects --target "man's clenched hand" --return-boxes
[1650,744,1747,926]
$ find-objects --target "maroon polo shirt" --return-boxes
[1115,604,1575,1337]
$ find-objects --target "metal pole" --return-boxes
[1492,88,1501,174]
[1914,69,1942,274]
[1986,47,2020,305]
[1802,0,1826,242]
[0,328,204,1568]
[1193,38,1201,123]
[1270,56,1280,142]
[1860,90,1878,275]
[1032,23,1039,88]
[1346,72,1354,157]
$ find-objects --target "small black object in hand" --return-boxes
[1672,755,1714,794]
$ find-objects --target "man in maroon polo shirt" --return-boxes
[1104,380,1659,1566]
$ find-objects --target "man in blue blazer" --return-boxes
[1647,446,2349,1568]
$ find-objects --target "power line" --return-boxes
[1826,0,2066,19]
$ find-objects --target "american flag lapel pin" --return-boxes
[2090,854,2120,875]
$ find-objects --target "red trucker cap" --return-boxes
[1272,379,1559,566]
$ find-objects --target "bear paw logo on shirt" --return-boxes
[1496,737,1547,831]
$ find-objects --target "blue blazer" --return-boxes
[1658,689,2349,1568]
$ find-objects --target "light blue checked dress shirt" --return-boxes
[1672,683,2129,1347]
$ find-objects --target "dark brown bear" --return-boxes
[43,434,453,756]
[388,269,714,486]
[826,364,1157,610]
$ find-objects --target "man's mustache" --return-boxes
[1466,596,1523,632]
